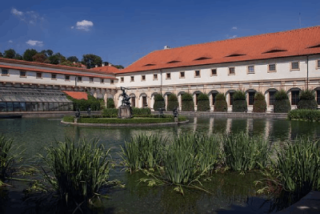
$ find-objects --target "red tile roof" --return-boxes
[91,65,120,74]
[0,64,117,80]
[118,26,320,74]
[63,91,88,100]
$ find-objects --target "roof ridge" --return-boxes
[155,25,320,52]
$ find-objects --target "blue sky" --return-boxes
[0,0,320,67]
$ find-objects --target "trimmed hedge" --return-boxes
[102,108,118,117]
[78,116,187,124]
[197,93,210,111]
[62,116,74,122]
[67,93,101,111]
[214,93,227,112]
[297,90,318,110]
[153,94,165,110]
[181,93,194,111]
[274,89,291,113]
[288,109,320,122]
[232,90,247,112]
[132,107,151,116]
[107,98,115,108]
[253,92,267,112]
[167,94,179,111]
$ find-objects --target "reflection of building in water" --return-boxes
[226,119,232,134]
[193,117,198,133]
[246,119,253,134]
[264,119,271,140]
[209,117,214,135]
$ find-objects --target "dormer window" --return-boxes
[229,67,235,75]
[141,75,146,81]
[307,43,320,49]
[194,57,211,61]
[226,53,246,57]
[263,49,287,54]
[166,73,171,79]
[291,62,300,70]
[167,60,180,64]
[144,64,155,66]
[195,70,200,77]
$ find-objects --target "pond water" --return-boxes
[0,116,319,214]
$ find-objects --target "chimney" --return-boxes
[108,63,112,66]
[95,65,98,68]
[102,63,105,67]
[164,45,170,49]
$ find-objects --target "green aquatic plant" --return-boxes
[0,135,14,183]
[121,134,167,172]
[223,132,269,172]
[40,138,111,205]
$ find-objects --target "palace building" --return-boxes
[1,26,320,112]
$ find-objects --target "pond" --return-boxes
[0,116,319,213]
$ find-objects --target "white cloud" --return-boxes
[11,8,45,25]
[71,26,74,29]
[11,8,23,16]
[8,40,13,43]
[26,40,43,47]
[232,26,238,30]
[227,35,237,39]
[74,20,94,31]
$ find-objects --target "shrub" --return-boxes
[153,94,165,111]
[253,92,267,112]
[197,94,210,111]
[0,135,14,182]
[181,93,194,111]
[40,138,111,205]
[107,98,115,108]
[288,109,320,122]
[214,93,227,112]
[121,134,166,173]
[232,90,247,112]
[274,90,291,113]
[223,132,269,171]
[102,108,118,118]
[132,107,151,116]
[62,115,74,122]
[297,90,318,110]
[67,93,101,111]
[167,94,179,111]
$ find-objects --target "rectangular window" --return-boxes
[291,62,299,70]
[1,69,8,75]
[212,93,217,105]
[110,80,114,84]
[20,71,26,77]
[100,78,104,83]
[36,72,42,79]
[166,73,171,79]
[248,92,255,105]
[180,72,185,78]
[229,92,234,105]
[248,65,255,74]
[229,67,235,75]
[89,77,93,82]
[131,76,134,82]
[317,90,320,105]
[65,75,70,81]
[269,91,276,105]
[52,74,57,79]
[291,91,300,105]
[77,76,82,82]
[131,97,136,107]
[121,77,124,82]
[142,96,147,107]
[153,74,158,80]
[195,94,199,105]
[195,70,200,77]
[141,75,146,81]
[211,69,217,76]
[317,60,320,68]
[268,64,276,72]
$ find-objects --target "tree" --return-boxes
[48,53,66,64]
[67,56,79,63]
[253,92,267,112]
[107,98,115,108]
[114,65,124,69]
[4,49,16,59]
[14,53,23,60]
[23,49,38,61]
[232,90,247,112]
[32,53,47,63]
[214,93,227,112]
[0,52,3,57]
[81,54,102,69]
[40,49,53,58]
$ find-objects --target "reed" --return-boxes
[121,134,166,172]
[223,132,269,172]
[40,138,111,205]
[0,135,14,182]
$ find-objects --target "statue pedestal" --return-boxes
[118,106,132,119]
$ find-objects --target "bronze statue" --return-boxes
[120,87,131,106]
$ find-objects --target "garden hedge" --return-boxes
[288,109,320,122]
[67,93,101,111]
[167,94,179,111]
[297,90,318,110]
[274,89,291,113]
[102,108,118,117]
[253,92,267,112]
[107,98,115,108]
[181,93,194,111]
[132,107,151,116]
[153,94,165,111]
[214,93,227,112]
[232,90,247,112]
[197,93,210,111]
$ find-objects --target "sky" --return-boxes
[0,0,320,67]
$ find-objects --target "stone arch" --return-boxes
[208,90,220,107]
[265,88,278,106]
[129,93,137,107]
[245,89,257,106]
[225,89,236,106]
[150,92,161,110]
[139,93,148,108]
[287,87,302,106]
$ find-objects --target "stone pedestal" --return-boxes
[118,106,132,119]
